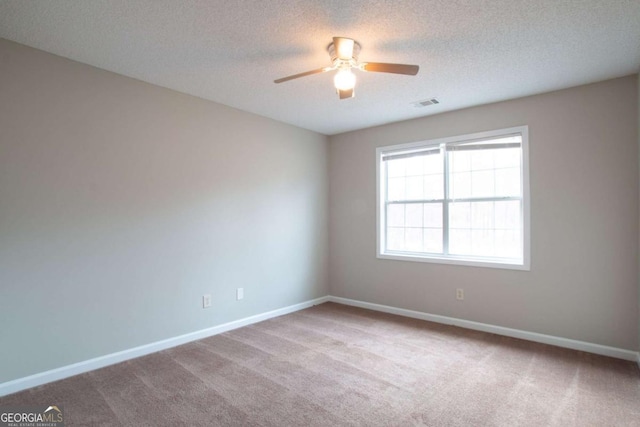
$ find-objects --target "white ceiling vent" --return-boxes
[413,98,440,107]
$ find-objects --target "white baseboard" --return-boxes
[0,296,329,397]
[328,296,640,362]
[2,294,637,397]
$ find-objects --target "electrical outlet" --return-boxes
[203,294,212,308]
[456,289,464,300]
[236,288,244,301]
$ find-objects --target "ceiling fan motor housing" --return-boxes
[328,39,361,67]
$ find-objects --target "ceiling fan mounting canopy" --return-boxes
[274,37,419,100]
[328,37,361,65]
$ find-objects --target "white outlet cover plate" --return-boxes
[203,294,212,308]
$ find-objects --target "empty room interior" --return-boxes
[1,1,639,426]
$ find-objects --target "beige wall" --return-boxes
[329,76,639,351]
[0,38,328,383]
[1,35,638,387]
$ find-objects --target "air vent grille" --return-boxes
[413,98,440,107]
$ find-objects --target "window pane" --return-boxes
[387,177,405,201]
[472,229,494,256]
[450,171,471,199]
[494,148,520,168]
[495,229,520,258]
[405,176,423,200]
[387,204,405,227]
[424,174,443,199]
[423,203,443,228]
[387,158,406,177]
[405,204,423,227]
[471,149,494,171]
[449,200,521,259]
[449,202,471,229]
[471,201,494,229]
[494,200,520,230]
[495,167,521,197]
[449,229,471,255]
[424,228,443,253]
[471,170,494,198]
[405,228,423,251]
[425,152,443,174]
[449,150,471,173]
[387,227,404,251]
[405,156,424,176]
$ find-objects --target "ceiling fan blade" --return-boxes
[338,88,354,99]
[333,37,355,60]
[361,62,419,75]
[274,67,331,83]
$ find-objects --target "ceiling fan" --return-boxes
[274,37,419,99]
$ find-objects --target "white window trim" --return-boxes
[376,126,530,271]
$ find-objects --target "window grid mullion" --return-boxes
[387,196,521,205]
[387,199,445,204]
[384,160,389,253]
[447,196,522,203]
[442,143,449,256]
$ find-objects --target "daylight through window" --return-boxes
[377,126,529,270]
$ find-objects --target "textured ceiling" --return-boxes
[1,0,639,135]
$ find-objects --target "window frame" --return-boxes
[376,126,530,270]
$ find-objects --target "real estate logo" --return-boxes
[0,405,64,427]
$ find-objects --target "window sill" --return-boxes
[377,251,530,271]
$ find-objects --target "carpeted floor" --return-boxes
[2,302,639,426]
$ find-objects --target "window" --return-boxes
[376,126,529,270]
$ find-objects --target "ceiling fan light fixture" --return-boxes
[334,68,356,91]
[274,37,418,100]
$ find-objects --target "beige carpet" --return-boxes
[2,302,639,426]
